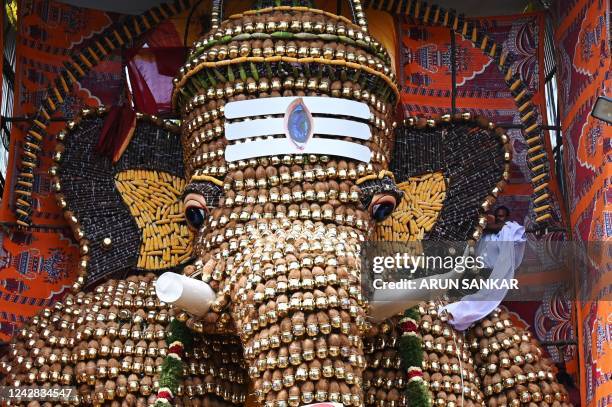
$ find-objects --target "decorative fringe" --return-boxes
[397,307,432,407]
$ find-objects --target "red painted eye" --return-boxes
[369,194,396,222]
[183,193,208,231]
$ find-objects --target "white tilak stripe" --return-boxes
[224,96,371,120]
[225,138,372,163]
[224,117,371,141]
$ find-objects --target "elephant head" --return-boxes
[173,3,402,403]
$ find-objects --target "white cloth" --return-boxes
[440,221,526,330]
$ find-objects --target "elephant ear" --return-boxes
[374,171,447,242]
[379,115,511,243]
[53,107,193,288]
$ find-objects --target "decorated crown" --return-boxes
[173,0,399,181]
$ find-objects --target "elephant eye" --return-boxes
[369,195,397,222]
[185,206,206,230]
[183,193,208,231]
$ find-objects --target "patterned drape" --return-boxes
[551,0,611,406]
[0,0,123,223]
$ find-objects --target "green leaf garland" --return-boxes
[154,318,194,407]
[398,307,432,407]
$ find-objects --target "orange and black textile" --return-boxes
[551,0,611,405]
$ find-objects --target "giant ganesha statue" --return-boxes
[1,1,572,407]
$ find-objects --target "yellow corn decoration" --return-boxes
[115,170,193,270]
[374,172,447,242]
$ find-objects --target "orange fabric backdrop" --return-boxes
[551,0,612,405]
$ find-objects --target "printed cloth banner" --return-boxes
[0,0,123,224]
[0,0,124,343]
[398,12,567,227]
[0,226,79,342]
[551,0,611,241]
[551,0,612,406]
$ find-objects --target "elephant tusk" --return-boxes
[154,272,216,316]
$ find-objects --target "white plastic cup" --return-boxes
[155,272,216,316]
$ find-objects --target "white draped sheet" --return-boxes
[440,221,527,330]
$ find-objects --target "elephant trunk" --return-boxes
[226,220,368,407]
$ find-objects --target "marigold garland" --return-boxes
[154,318,194,407]
[398,307,432,407]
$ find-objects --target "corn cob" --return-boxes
[374,172,447,241]
[115,170,193,270]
